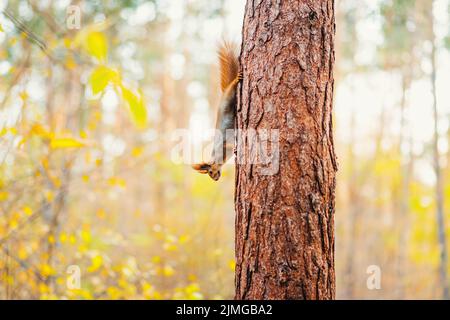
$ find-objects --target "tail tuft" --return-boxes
[218,41,239,93]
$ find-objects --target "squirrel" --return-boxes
[191,42,241,181]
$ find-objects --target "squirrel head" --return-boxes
[191,163,221,181]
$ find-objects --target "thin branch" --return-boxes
[0,199,53,247]
[1,246,46,283]
[3,10,50,55]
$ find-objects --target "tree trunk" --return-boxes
[235,0,337,300]
[430,20,449,302]
[424,0,449,299]
[396,74,412,298]
[344,111,358,299]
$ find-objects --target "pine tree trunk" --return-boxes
[425,0,449,299]
[430,23,449,302]
[235,0,337,300]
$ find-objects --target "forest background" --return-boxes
[0,0,450,299]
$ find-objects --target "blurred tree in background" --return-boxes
[0,0,235,300]
[0,0,449,299]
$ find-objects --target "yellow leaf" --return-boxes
[179,235,189,244]
[0,191,9,202]
[79,130,87,139]
[107,286,121,299]
[131,146,144,158]
[163,243,178,252]
[56,277,64,286]
[0,225,6,238]
[151,256,161,264]
[48,235,56,244]
[9,219,18,229]
[30,123,52,138]
[63,37,71,48]
[188,274,197,282]
[41,157,49,169]
[50,137,85,149]
[59,232,67,243]
[162,265,175,277]
[0,24,4,33]
[18,246,28,260]
[120,85,147,129]
[89,66,118,95]
[38,283,49,295]
[87,255,103,273]
[45,191,54,202]
[107,176,126,188]
[142,282,153,292]
[86,31,107,61]
[4,275,14,285]
[152,291,163,299]
[96,208,106,219]
[19,91,28,101]
[228,259,236,271]
[81,229,92,244]
[40,264,56,277]
[79,290,93,300]
[69,234,76,244]
[52,177,62,188]
[23,206,33,216]
[65,56,76,70]
[9,212,20,229]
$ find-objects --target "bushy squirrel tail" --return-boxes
[218,41,240,93]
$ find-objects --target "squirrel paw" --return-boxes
[191,163,210,174]
[191,163,221,181]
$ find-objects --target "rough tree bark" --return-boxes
[235,0,337,299]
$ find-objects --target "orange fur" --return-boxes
[191,163,210,174]
[218,41,239,93]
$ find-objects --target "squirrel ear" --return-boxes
[192,163,210,174]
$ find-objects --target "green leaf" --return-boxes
[86,31,107,62]
[89,66,118,95]
[120,85,147,129]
